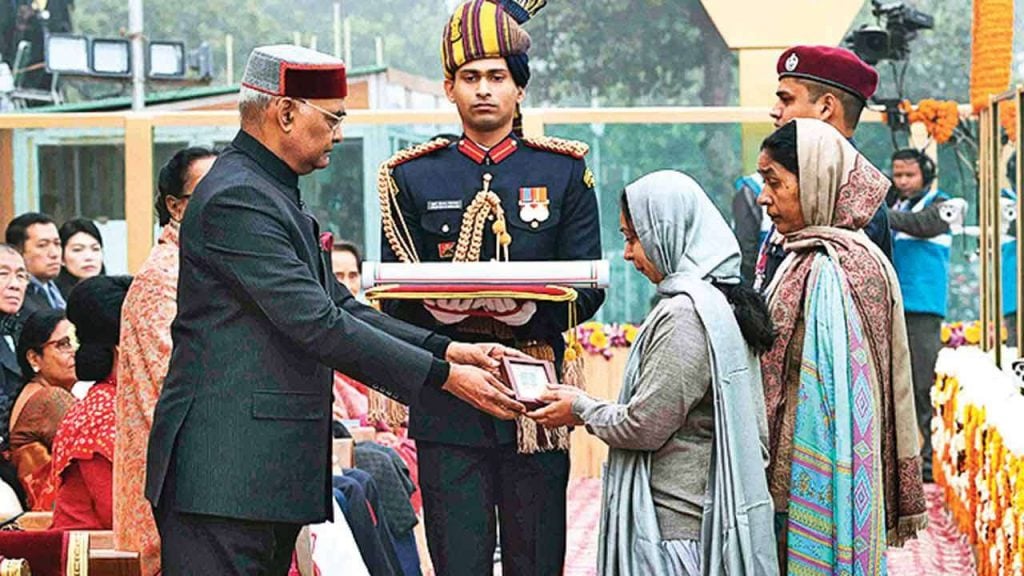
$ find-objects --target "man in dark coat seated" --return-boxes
[145,44,526,575]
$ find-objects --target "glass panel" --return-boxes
[12,127,127,272]
[151,122,461,265]
[547,123,744,324]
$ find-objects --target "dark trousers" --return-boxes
[155,504,301,576]
[418,441,569,576]
[154,465,301,576]
[906,312,943,482]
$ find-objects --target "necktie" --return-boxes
[46,282,66,309]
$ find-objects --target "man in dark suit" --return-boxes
[5,212,64,315]
[0,243,28,506]
[145,44,526,575]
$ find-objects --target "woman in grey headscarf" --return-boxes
[530,170,778,575]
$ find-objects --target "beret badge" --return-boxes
[785,53,799,72]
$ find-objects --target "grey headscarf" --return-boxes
[600,171,777,576]
[625,170,742,295]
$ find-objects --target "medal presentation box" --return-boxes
[500,356,557,409]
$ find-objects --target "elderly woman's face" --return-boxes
[756,150,805,234]
[619,210,665,284]
[27,319,77,390]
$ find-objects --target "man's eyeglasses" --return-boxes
[296,98,347,130]
[43,336,77,354]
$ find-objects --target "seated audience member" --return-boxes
[0,245,30,507]
[51,276,132,530]
[115,146,216,576]
[329,240,371,422]
[9,309,77,510]
[332,240,364,298]
[5,213,64,314]
[55,218,106,301]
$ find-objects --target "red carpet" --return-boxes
[564,480,976,575]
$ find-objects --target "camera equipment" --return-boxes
[847,0,934,65]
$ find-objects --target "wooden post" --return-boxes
[0,131,14,235]
[1016,87,1023,353]
[225,34,234,84]
[124,115,154,273]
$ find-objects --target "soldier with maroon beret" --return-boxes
[751,45,893,293]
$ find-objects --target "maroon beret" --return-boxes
[777,45,879,102]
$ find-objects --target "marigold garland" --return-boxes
[1001,102,1018,145]
[901,99,961,144]
[941,320,1008,348]
[970,0,1015,113]
[934,352,1024,575]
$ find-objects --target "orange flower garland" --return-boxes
[901,99,961,144]
[934,361,1024,575]
[1001,102,1018,144]
[970,0,1015,113]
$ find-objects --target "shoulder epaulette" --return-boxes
[383,137,451,170]
[520,136,589,159]
[378,139,451,264]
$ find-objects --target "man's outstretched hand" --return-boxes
[445,342,532,374]
[442,364,526,420]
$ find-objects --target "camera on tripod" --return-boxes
[846,1,934,65]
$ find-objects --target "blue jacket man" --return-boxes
[888,148,951,482]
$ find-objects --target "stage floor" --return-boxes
[557,480,976,576]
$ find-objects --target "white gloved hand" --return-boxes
[478,298,517,314]
[493,300,537,326]
[424,298,536,326]
[423,299,470,325]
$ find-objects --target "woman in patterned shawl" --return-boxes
[114,147,216,575]
[756,119,927,574]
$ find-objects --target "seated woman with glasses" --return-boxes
[9,309,78,510]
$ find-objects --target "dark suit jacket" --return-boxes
[19,283,54,318]
[145,130,452,525]
[0,335,22,450]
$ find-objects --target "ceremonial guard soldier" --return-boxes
[378,1,604,573]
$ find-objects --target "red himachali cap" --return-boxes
[241,45,348,100]
[777,45,879,102]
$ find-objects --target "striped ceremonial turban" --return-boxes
[441,0,546,87]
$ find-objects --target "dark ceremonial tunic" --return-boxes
[381,133,604,576]
[382,133,605,447]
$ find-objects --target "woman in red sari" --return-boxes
[9,309,77,510]
[51,275,132,529]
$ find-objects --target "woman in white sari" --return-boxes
[530,170,778,575]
